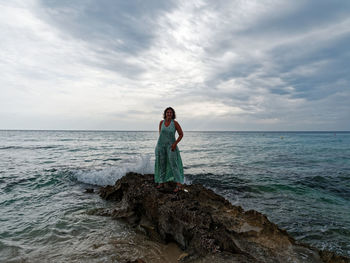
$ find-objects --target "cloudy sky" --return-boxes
[1,0,349,131]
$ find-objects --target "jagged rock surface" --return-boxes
[98,172,349,263]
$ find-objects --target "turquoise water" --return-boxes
[0,130,349,261]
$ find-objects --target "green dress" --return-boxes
[154,120,184,184]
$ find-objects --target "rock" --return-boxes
[178,252,189,261]
[84,188,94,193]
[99,172,350,263]
[126,259,146,263]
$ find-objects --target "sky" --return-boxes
[1,0,349,131]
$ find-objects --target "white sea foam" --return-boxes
[184,177,192,185]
[75,154,154,186]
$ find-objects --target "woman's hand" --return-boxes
[171,143,177,151]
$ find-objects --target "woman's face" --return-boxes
[166,109,173,119]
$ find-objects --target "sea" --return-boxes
[0,130,349,262]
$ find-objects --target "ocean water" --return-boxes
[0,130,349,262]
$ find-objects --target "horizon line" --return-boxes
[0,129,349,133]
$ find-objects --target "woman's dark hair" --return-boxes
[163,107,176,119]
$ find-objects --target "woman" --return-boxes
[154,107,184,192]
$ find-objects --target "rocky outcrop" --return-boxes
[98,172,349,263]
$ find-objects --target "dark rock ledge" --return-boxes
[97,172,349,263]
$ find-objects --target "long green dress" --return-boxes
[154,120,184,184]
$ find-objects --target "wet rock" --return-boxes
[99,172,350,263]
[84,188,94,193]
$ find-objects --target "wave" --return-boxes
[73,155,154,186]
[0,146,23,150]
[0,145,59,150]
[103,158,122,162]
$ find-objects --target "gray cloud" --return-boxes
[38,0,176,53]
[0,0,349,130]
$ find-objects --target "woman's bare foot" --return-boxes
[174,183,183,193]
[156,183,164,189]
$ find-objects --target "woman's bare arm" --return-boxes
[159,120,163,134]
[171,121,183,151]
